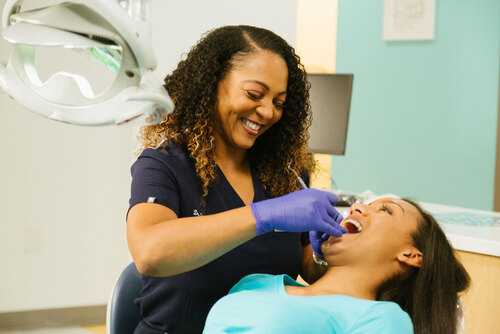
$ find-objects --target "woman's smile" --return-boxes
[241,118,263,134]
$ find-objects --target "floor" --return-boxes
[0,324,106,334]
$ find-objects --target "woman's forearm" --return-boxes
[127,204,257,277]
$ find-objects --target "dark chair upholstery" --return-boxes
[106,262,142,334]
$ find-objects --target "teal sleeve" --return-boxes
[228,274,274,294]
[348,302,414,334]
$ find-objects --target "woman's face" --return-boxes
[214,50,288,151]
[322,198,421,268]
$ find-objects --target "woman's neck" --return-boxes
[289,266,385,300]
[214,136,249,171]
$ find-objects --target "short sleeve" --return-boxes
[128,148,180,217]
[348,302,414,334]
[227,274,274,294]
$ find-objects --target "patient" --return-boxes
[203,198,470,334]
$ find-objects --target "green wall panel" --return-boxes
[332,0,500,210]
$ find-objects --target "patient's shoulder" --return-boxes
[349,301,413,333]
[228,274,278,294]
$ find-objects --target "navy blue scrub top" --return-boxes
[129,143,308,334]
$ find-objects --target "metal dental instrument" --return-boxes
[287,162,348,220]
[271,162,308,233]
[288,162,308,189]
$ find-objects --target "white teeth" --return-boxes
[341,219,363,232]
[243,119,261,131]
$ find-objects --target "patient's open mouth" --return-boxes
[341,219,363,233]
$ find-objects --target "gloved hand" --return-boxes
[250,188,346,237]
[310,198,345,258]
[309,231,331,259]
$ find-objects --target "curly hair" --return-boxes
[138,25,316,202]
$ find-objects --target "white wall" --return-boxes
[0,0,296,312]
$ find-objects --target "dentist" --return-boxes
[126,25,345,334]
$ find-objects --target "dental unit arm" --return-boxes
[0,0,174,126]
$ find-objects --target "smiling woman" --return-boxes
[203,198,471,334]
[125,25,348,334]
[213,50,288,151]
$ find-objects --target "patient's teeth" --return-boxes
[341,219,363,233]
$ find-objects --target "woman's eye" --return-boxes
[273,100,285,109]
[381,205,392,214]
[246,91,262,100]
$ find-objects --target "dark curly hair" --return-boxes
[138,25,316,201]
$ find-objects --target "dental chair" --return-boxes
[106,262,142,334]
[105,262,466,334]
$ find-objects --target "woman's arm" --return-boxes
[127,203,257,277]
[300,244,327,284]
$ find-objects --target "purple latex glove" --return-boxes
[310,203,345,258]
[250,188,346,236]
[309,231,331,259]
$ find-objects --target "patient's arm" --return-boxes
[300,244,327,284]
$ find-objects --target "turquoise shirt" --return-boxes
[203,274,413,334]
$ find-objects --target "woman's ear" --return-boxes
[397,247,423,268]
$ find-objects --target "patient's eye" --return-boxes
[380,204,393,215]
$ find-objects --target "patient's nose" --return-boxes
[350,203,368,216]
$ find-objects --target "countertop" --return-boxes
[419,201,500,257]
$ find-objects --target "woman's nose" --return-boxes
[256,101,274,120]
[350,203,369,216]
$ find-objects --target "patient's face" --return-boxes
[321,198,420,266]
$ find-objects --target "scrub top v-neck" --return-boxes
[129,143,305,334]
[214,164,257,207]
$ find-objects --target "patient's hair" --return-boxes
[377,199,470,334]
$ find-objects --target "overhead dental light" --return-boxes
[0,0,174,126]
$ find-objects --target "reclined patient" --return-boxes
[203,198,470,334]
